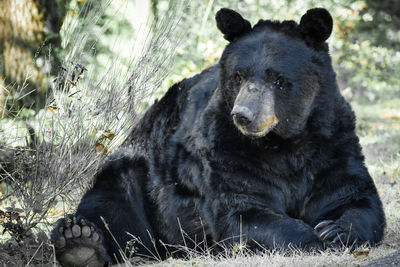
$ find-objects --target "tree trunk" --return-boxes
[0,0,68,117]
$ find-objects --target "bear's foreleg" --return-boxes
[312,193,385,249]
[308,162,385,250]
[218,209,324,251]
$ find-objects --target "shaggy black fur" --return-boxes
[51,7,385,264]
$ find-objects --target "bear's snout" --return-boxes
[231,105,254,127]
[231,104,278,138]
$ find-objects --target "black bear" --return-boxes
[51,7,386,266]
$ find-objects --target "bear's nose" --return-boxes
[231,106,254,127]
[233,113,252,126]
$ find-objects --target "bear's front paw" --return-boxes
[314,220,349,248]
[51,214,109,267]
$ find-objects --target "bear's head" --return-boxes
[216,8,334,138]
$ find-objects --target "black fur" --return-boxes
[299,8,333,49]
[52,8,385,263]
[216,8,252,41]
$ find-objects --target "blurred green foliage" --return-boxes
[152,0,400,103]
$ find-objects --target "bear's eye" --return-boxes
[275,76,285,88]
[234,73,242,83]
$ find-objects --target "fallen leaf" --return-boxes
[48,105,58,112]
[107,133,115,140]
[95,143,104,153]
[353,249,370,258]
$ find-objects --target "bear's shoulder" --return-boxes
[125,65,220,147]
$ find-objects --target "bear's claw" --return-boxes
[51,214,108,267]
[314,220,348,248]
[314,220,334,231]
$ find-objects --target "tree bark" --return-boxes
[0,0,68,116]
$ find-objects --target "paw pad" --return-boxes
[51,215,108,267]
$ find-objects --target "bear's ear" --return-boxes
[216,8,252,42]
[299,8,333,44]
